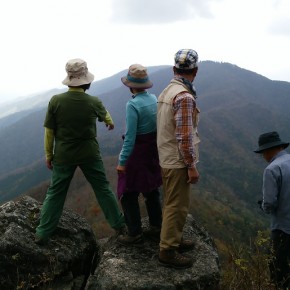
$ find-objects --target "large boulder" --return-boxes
[86,215,220,290]
[0,196,99,290]
[0,196,220,290]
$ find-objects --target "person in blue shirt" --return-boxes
[254,131,290,289]
[116,64,162,245]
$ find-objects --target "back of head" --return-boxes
[121,64,153,89]
[174,49,198,75]
[62,58,94,87]
[254,131,290,153]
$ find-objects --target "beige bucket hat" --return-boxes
[121,64,153,89]
[62,58,94,86]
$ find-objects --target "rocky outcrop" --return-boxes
[87,216,220,290]
[0,196,220,290]
[0,196,99,290]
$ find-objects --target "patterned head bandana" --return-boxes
[174,49,198,69]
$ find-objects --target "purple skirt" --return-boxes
[117,132,162,199]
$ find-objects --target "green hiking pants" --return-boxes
[36,159,125,239]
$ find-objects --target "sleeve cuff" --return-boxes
[104,110,114,125]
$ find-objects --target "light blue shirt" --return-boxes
[262,150,290,233]
[119,91,157,166]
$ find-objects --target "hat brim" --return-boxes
[254,141,289,153]
[121,77,153,89]
[62,71,94,86]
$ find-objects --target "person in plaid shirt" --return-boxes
[157,49,200,269]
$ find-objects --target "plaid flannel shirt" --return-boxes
[173,92,196,168]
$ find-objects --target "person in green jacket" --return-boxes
[35,58,125,245]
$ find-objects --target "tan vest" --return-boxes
[157,79,200,168]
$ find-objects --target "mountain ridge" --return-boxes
[1,61,290,204]
[1,62,289,284]
[1,61,290,264]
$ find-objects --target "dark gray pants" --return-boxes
[270,229,290,289]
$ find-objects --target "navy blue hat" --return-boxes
[254,131,289,153]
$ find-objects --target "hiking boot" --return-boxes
[159,249,193,269]
[143,226,161,241]
[178,239,195,253]
[114,226,127,237]
[117,233,144,246]
[34,235,49,246]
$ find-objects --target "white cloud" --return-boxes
[110,0,221,24]
[0,0,290,100]
[268,16,290,37]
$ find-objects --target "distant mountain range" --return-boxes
[1,61,290,245]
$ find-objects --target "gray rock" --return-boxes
[0,196,220,290]
[0,196,99,290]
[86,215,220,290]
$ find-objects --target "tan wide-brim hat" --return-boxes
[121,64,153,89]
[62,58,94,86]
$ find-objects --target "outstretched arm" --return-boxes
[104,110,115,130]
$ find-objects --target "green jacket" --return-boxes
[44,88,113,164]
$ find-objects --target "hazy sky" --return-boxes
[0,0,289,100]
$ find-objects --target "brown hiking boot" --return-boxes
[178,239,194,253]
[159,249,193,269]
[143,226,161,241]
[117,233,144,246]
[34,235,49,246]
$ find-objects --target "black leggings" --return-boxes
[120,189,162,236]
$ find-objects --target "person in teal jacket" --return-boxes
[35,58,125,245]
[116,64,162,246]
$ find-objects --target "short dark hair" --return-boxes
[69,83,91,91]
[133,88,146,93]
[174,67,197,75]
